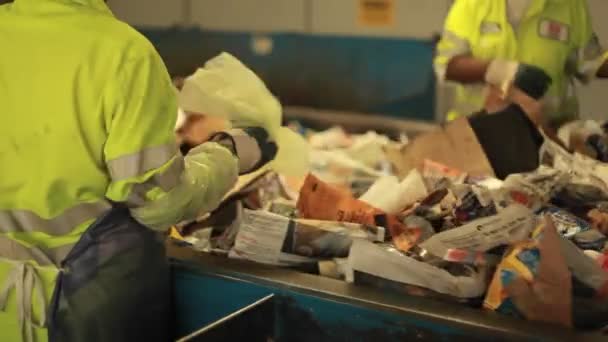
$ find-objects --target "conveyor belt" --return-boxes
[169,244,606,341]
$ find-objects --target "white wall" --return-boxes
[310,0,450,39]
[107,1,608,121]
[107,0,183,27]
[189,0,307,32]
[578,0,608,121]
[106,0,450,39]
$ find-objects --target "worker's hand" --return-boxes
[485,60,552,100]
[176,111,229,147]
[485,59,520,96]
[211,127,278,174]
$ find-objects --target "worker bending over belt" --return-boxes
[435,0,608,129]
[0,0,276,341]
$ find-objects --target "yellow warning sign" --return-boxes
[358,0,395,28]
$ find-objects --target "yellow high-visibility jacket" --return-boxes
[0,1,237,340]
[435,0,608,125]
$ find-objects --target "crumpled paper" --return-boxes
[505,217,573,327]
[296,174,419,252]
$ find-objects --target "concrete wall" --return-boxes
[309,0,448,39]
[107,0,450,38]
[107,0,183,27]
[106,0,447,121]
[107,0,607,121]
[189,0,308,32]
[578,0,608,121]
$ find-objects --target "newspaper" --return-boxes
[346,240,487,298]
[230,210,385,266]
[420,204,535,257]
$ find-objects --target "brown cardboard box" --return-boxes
[386,117,495,179]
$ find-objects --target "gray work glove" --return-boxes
[211,127,278,174]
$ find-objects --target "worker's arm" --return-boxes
[435,0,522,92]
[103,42,239,231]
[434,0,478,83]
[445,56,490,84]
[571,1,608,81]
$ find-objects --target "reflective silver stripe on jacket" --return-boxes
[107,143,178,181]
[0,236,73,266]
[435,30,471,81]
[0,201,112,236]
[126,155,185,208]
[0,260,47,342]
[438,31,470,58]
[152,154,185,191]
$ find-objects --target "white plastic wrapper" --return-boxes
[359,169,427,214]
[179,52,309,176]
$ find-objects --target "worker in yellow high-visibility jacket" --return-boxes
[435,0,608,128]
[0,1,276,341]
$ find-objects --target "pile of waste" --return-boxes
[173,121,608,330]
[173,52,608,331]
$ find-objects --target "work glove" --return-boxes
[211,127,278,174]
[485,59,552,100]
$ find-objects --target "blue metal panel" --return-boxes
[173,270,272,336]
[139,28,436,121]
[272,292,462,341]
[169,247,605,341]
[173,269,468,341]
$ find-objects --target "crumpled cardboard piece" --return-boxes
[387,118,495,180]
[484,217,572,327]
[296,174,419,251]
[506,217,572,327]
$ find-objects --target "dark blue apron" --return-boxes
[47,206,171,342]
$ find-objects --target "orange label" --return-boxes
[297,174,419,251]
[358,0,395,28]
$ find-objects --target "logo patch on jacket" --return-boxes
[538,19,569,42]
[480,21,502,34]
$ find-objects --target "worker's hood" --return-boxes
[11,0,112,15]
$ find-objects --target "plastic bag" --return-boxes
[179,52,309,176]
